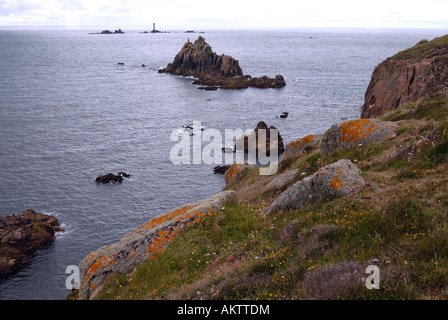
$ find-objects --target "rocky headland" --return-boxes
[361,34,448,118]
[72,34,448,300]
[158,36,286,90]
[0,209,63,277]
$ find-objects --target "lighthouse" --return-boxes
[153,23,155,32]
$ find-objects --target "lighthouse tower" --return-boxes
[153,23,155,32]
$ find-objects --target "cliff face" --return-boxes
[361,35,448,118]
[159,37,286,90]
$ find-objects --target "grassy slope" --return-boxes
[90,92,448,300]
[385,34,448,62]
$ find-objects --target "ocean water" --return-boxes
[0,28,446,300]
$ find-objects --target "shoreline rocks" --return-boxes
[0,209,63,277]
[158,37,286,90]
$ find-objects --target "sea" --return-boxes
[0,27,446,300]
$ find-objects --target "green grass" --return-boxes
[384,34,448,62]
[94,191,448,300]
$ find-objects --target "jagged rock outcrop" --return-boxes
[361,34,448,118]
[0,209,63,277]
[158,37,286,90]
[266,160,365,213]
[78,190,237,300]
[320,119,399,155]
[234,121,285,156]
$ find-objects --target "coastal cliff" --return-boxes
[361,34,448,118]
[158,37,286,90]
[73,36,448,300]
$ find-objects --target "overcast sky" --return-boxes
[1,0,448,29]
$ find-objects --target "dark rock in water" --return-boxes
[234,121,285,156]
[198,86,219,91]
[95,172,130,183]
[118,62,125,65]
[278,112,289,119]
[117,172,131,178]
[158,37,285,90]
[0,209,63,277]
[214,165,231,174]
[250,75,286,88]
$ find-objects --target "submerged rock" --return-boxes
[0,209,63,277]
[158,37,285,90]
[266,159,365,213]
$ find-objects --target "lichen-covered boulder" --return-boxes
[282,134,323,162]
[266,159,365,213]
[78,190,237,300]
[320,119,399,155]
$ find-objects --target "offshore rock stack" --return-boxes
[158,36,286,90]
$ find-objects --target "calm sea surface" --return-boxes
[0,28,446,299]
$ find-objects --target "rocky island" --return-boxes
[158,36,286,90]
[89,29,125,35]
[72,35,448,301]
[0,209,63,277]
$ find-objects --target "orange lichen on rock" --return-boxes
[340,119,377,143]
[225,163,243,184]
[84,255,117,283]
[126,204,197,237]
[286,134,316,148]
[331,177,344,191]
